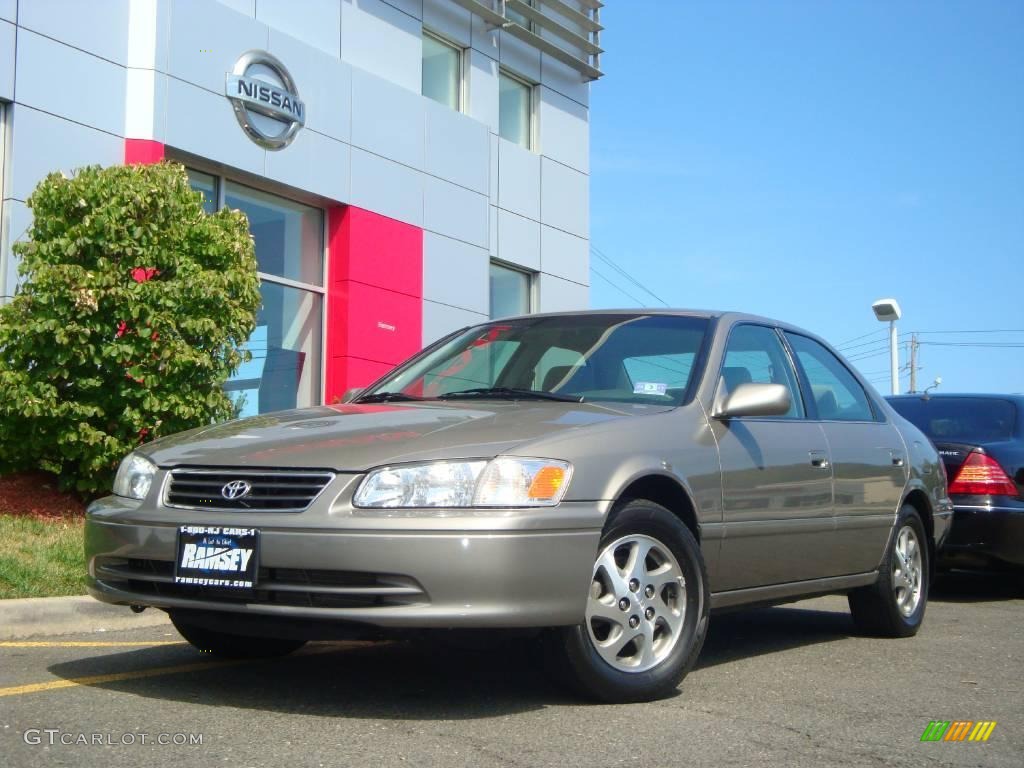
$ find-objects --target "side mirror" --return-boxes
[714,382,792,419]
[342,387,364,403]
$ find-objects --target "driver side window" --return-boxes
[721,325,805,419]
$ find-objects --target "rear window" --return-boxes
[888,398,1018,442]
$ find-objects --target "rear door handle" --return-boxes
[809,451,830,469]
[890,451,905,467]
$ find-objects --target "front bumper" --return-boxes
[85,492,607,629]
[938,502,1024,569]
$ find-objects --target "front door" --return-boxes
[711,325,836,591]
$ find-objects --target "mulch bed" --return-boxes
[0,472,88,520]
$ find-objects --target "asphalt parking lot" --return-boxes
[1,572,1021,768]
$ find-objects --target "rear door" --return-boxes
[785,333,906,574]
[711,324,836,590]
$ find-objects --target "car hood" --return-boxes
[139,400,674,471]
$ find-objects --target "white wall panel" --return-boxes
[269,28,352,143]
[264,128,349,203]
[15,29,126,137]
[8,107,123,201]
[541,223,587,283]
[469,10,498,58]
[423,299,486,346]
[165,78,264,176]
[216,0,254,16]
[351,67,424,170]
[1,199,30,298]
[380,0,422,19]
[423,174,487,247]
[350,147,423,226]
[124,69,167,141]
[0,20,13,101]
[538,85,588,173]
[467,48,498,135]
[422,0,470,47]
[499,33,540,82]
[488,133,498,201]
[540,157,587,238]
[424,100,488,194]
[340,0,421,93]
[422,231,488,314]
[0,0,15,23]
[168,0,268,95]
[497,208,540,271]
[541,53,589,107]
[497,139,540,221]
[18,0,130,65]
[538,272,587,313]
[257,0,341,58]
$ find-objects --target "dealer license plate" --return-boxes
[175,525,259,589]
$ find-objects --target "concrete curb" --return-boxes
[0,595,170,640]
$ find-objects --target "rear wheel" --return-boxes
[547,499,709,703]
[848,504,930,637]
[170,613,307,658]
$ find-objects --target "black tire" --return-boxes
[170,613,307,658]
[546,499,710,703]
[848,504,930,637]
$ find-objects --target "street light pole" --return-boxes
[872,298,903,396]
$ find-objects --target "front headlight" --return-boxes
[353,457,572,509]
[112,452,157,500]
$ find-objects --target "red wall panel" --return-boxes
[124,139,165,164]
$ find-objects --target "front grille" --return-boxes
[96,558,427,609]
[164,468,334,512]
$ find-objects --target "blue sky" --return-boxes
[588,1,1024,394]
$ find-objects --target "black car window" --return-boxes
[721,325,805,418]
[785,333,874,422]
[888,398,1017,442]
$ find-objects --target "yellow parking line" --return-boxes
[0,659,248,698]
[0,641,185,648]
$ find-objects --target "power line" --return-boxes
[835,328,887,349]
[589,265,648,307]
[590,245,670,307]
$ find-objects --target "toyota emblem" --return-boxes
[221,480,253,500]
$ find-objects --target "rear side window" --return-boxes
[721,325,805,418]
[888,398,1017,442]
[785,333,874,421]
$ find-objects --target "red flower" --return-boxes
[115,321,128,338]
[131,267,159,283]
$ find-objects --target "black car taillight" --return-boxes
[948,451,1017,497]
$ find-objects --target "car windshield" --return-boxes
[889,397,1018,442]
[360,314,709,406]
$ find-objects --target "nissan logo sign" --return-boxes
[221,480,253,500]
[226,50,305,150]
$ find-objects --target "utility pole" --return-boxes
[908,333,919,393]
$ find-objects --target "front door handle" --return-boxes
[891,454,905,467]
[809,451,830,469]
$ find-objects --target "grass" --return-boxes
[0,515,87,599]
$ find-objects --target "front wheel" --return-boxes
[848,504,930,637]
[547,499,710,703]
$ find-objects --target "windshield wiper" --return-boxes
[354,392,427,403]
[437,387,583,403]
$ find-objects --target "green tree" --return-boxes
[0,162,261,494]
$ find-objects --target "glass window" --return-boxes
[187,170,218,215]
[888,397,1017,442]
[786,333,874,421]
[185,169,324,415]
[226,281,322,418]
[722,325,804,418]
[507,0,535,30]
[499,72,532,149]
[490,262,531,319]
[422,33,461,110]
[367,314,710,406]
[224,181,323,286]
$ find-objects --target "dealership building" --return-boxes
[0,0,601,414]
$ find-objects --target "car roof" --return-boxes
[492,308,809,332]
[886,393,1024,406]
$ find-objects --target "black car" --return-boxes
[887,394,1023,571]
